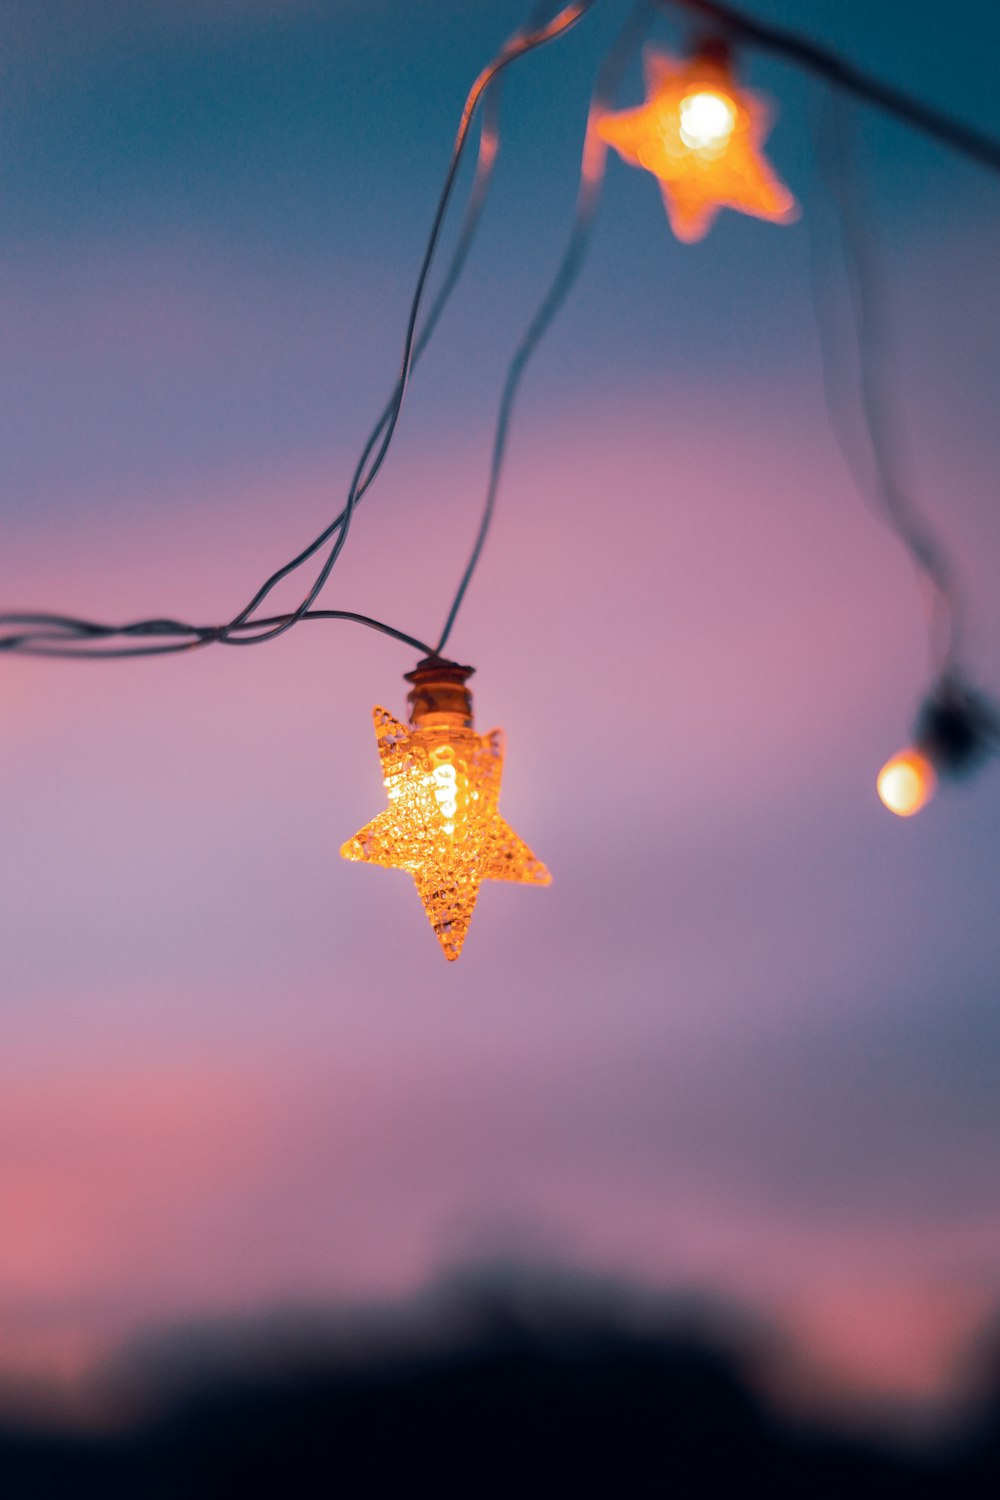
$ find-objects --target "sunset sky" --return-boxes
[2,0,999,1434]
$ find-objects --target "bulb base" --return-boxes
[915,683,996,777]
[690,36,733,75]
[404,657,475,730]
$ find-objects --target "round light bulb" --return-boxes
[678,89,738,151]
[876,749,937,817]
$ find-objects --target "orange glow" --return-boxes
[598,48,797,242]
[876,749,937,817]
[341,667,550,961]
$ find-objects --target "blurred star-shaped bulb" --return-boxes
[877,679,998,817]
[597,41,797,242]
[340,659,550,960]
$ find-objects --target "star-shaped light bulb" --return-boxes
[340,659,550,960]
[598,43,797,242]
[877,679,998,818]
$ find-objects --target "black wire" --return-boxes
[436,0,654,655]
[807,89,962,678]
[7,0,1000,666]
[0,0,595,663]
[0,610,434,658]
[211,78,505,646]
[665,0,1000,175]
[216,0,598,650]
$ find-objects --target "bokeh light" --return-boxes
[876,748,937,816]
[679,89,738,152]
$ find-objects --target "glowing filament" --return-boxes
[432,753,459,826]
[877,749,937,817]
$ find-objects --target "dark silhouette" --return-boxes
[2,1270,999,1496]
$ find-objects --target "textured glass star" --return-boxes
[341,707,550,961]
[598,48,797,242]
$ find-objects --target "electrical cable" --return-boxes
[4,0,999,666]
[807,88,962,678]
[0,609,433,659]
[435,0,654,655]
[4,74,503,662]
[219,0,598,651]
[0,0,596,660]
[213,77,506,649]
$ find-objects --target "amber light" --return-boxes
[598,45,797,243]
[341,660,550,961]
[876,749,937,817]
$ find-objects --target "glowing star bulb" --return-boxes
[340,659,550,961]
[877,749,937,817]
[597,43,797,242]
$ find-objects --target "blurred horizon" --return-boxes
[3,1254,1000,1441]
[8,1261,1000,1492]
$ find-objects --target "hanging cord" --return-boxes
[0,80,505,663]
[0,0,596,661]
[808,89,962,679]
[215,77,507,650]
[435,0,654,655]
[6,0,1000,663]
[664,0,1000,175]
[220,0,597,650]
[0,611,435,660]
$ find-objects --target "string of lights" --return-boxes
[404,0,1000,667]
[356,0,996,952]
[349,0,658,955]
[4,0,999,668]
